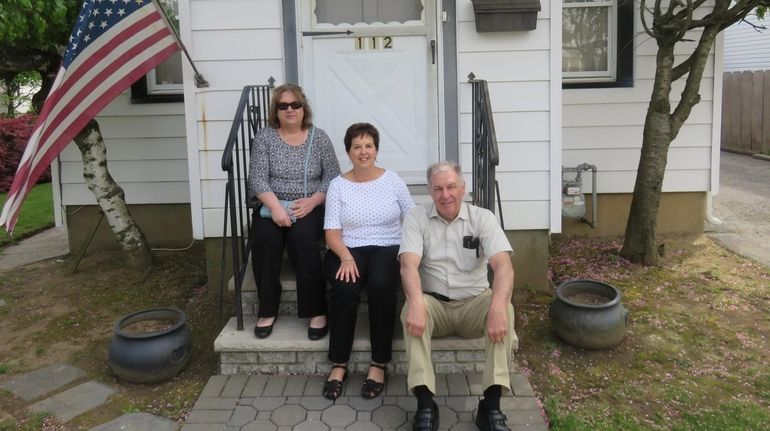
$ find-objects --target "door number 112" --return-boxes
[355,36,393,50]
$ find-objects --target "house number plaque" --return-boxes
[355,36,393,50]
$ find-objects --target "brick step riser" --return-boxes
[220,350,496,375]
[215,315,518,376]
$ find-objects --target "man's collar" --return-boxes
[428,202,470,223]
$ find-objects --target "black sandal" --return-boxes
[361,363,387,399]
[322,364,348,401]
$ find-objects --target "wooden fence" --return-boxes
[721,70,770,155]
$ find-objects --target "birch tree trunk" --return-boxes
[73,119,153,269]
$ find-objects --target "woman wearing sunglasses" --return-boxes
[248,83,340,340]
[321,123,415,400]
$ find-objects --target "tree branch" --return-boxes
[669,24,720,138]
[673,0,694,42]
[687,0,763,29]
[671,56,694,81]
[641,0,659,38]
[0,46,60,74]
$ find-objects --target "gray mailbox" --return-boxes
[470,0,541,32]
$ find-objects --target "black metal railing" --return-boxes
[468,73,504,228]
[220,79,274,331]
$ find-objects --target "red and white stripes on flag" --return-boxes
[0,0,180,233]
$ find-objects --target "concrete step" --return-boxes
[232,259,297,316]
[215,314,518,375]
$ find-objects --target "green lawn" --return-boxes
[0,182,55,248]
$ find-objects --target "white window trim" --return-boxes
[146,62,183,95]
[562,0,617,83]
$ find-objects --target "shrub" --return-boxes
[0,115,50,193]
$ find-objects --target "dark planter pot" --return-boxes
[109,307,192,383]
[550,280,629,349]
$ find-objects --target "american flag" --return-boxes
[0,0,180,233]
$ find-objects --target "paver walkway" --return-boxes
[0,363,177,430]
[0,226,69,273]
[183,373,547,431]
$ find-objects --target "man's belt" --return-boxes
[425,291,453,302]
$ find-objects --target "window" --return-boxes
[314,0,422,25]
[131,0,183,102]
[562,0,633,88]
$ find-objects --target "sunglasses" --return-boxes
[276,101,303,110]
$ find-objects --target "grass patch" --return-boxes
[519,235,770,430]
[0,182,54,248]
[672,401,770,430]
[19,413,49,431]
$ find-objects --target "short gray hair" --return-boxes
[426,161,464,187]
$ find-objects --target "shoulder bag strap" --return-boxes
[302,127,316,198]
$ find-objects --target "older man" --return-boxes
[399,161,516,431]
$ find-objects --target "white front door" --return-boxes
[299,0,439,183]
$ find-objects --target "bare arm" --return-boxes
[400,252,427,337]
[486,251,514,343]
[325,229,358,282]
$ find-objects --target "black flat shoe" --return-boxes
[308,323,328,340]
[412,400,439,431]
[475,399,511,431]
[361,363,387,399]
[253,317,276,339]
[322,364,348,401]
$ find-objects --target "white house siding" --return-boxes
[181,0,285,238]
[724,13,770,72]
[456,0,555,230]
[562,6,719,201]
[58,92,188,206]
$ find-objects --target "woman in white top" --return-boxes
[322,123,414,400]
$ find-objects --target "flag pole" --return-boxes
[151,0,209,88]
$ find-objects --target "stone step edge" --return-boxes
[215,315,519,353]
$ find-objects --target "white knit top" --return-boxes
[324,170,415,247]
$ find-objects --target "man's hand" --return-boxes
[486,251,513,343]
[486,304,508,343]
[405,298,427,338]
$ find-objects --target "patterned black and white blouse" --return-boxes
[248,127,341,202]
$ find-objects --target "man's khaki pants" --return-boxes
[400,289,516,395]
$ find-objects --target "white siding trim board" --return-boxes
[550,0,562,233]
[711,32,724,195]
[181,0,204,238]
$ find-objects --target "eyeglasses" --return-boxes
[276,101,303,110]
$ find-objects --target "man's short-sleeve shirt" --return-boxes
[398,202,513,300]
